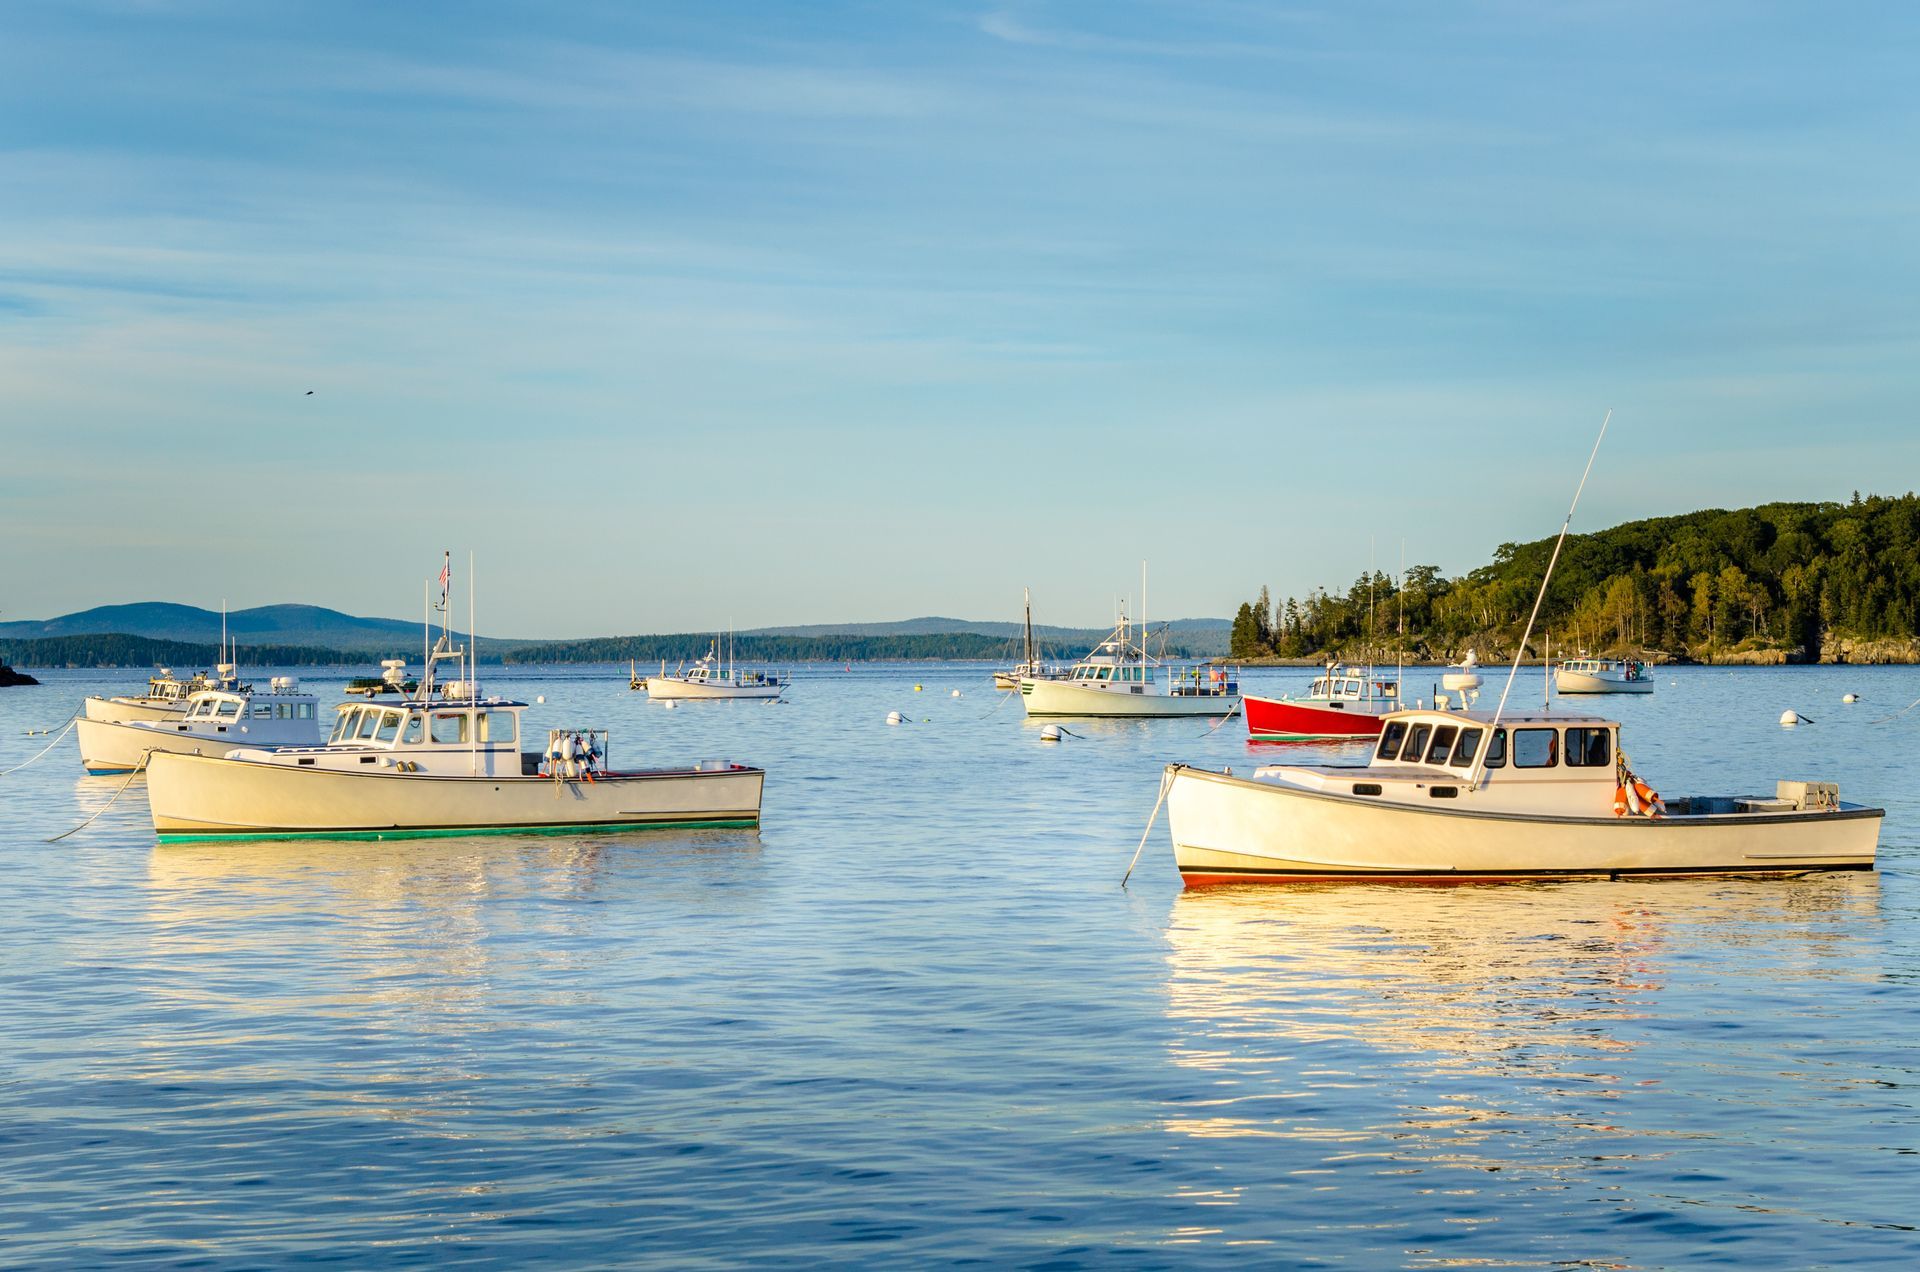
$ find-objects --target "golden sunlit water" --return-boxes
[2,663,1916,1265]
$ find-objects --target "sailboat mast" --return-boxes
[1024,587,1033,666]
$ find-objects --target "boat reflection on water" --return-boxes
[1160,878,1883,1149]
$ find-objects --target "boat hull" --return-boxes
[1164,764,1880,885]
[82,696,187,725]
[1554,670,1654,694]
[1243,693,1388,740]
[644,678,783,700]
[145,751,765,842]
[75,715,318,775]
[1021,678,1236,718]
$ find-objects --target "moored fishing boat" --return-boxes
[1021,608,1238,718]
[144,558,765,841]
[75,677,321,774]
[1165,705,1880,884]
[83,666,233,724]
[1243,664,1400,741]
[993,588,1069,690]
[1555,656,1654,694]
[638,637,789,700]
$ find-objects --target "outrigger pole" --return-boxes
[1468,409,1611,792]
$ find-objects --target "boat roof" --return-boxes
[1383,706,1621,729]
[332,695,529,710]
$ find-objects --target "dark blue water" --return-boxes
[2,664,1916,1267]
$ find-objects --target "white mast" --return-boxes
[1469,409,1611,791]
[468,550,477,777]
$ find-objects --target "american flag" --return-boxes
[438,553,450,607]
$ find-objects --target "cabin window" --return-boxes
[1483,729,1507,768]
[402,715,425,744]
[298,703,314,720]
[1376,721,1408,761]
[1401,723,1432,764]
[431,713,468,744]
[481,711,517,744]
[329,708,355,743]
[1424,725,1458,764]
[1513,728,1558,768]
[214,699,241,719]
[253,705,272,719]
[1449,728,1484,767]
[355,710,382,741]
[1565,727,1611,767]
[374,711,403,743]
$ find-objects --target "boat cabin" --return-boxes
[1069,656,1154,686]
[232,696,530,776]
[1250,707,1628,817]
[1309,668,1398,703]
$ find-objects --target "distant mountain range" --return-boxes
[0,603,510,654]
[0,603,1232,665]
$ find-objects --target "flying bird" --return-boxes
[305,390,314,395]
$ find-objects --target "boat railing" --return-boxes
[1167,665,1240,697]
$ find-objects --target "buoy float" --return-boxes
[1613,785,1628,818]
[951,689,962,698]
[1780,710,1800,727]
[1842,693,1859,704]
[1040,724,1064,743]
[663,700,678,710]
[535,695,546,704]
[886,711,905,726]
[914,684,923,692]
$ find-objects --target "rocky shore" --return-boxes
[0,663,41,687]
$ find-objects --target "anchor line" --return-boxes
[1122,767,1176,888]
[1194,697,1242,737]
[2,712,81,777]
[48,750,152,842]
[1867,696,1920,726]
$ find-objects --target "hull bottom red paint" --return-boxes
[1242,694,1387,741]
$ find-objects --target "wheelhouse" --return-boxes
[1310,670,1398,702]
[1369,709,1620,781]
[323,700,524,751]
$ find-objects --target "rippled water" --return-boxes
[2,663,1916,1267]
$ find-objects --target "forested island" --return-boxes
[1231,494,1920,665]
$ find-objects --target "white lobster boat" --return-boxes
[1021,609,1238,719]
[1554,656,1654,694]
[144,565,764,842]
[638,639,788,701]
[75,677,321,775]
[1163,706,1881,885]
[83,665,235,725]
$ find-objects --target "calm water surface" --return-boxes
[1,664,1917,1267]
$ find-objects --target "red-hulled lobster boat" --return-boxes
[1244,665,1400,741]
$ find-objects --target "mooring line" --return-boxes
[48,749,152,843]
[1122,767,1175,889]
[2,713,80,778]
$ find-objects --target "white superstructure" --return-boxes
[76,677,320,774]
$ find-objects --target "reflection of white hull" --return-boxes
[1021,678,1236,717]
[644,678,784,700]
[1555,670,1654,694]
[145,751,765,842]
[82,696,187,725]
[75,715,316,775]
[1165,765,1880,885]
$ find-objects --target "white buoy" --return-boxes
[886,710,905,726]
[1843,693,1859,704]
[663,700,678,710]
[1040,724,1064,743]
[535,695,546,704]
[951,689,962,698]
[1780,710,1800,727]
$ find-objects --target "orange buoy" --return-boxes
[1613,785,1629,818]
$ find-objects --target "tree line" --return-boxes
[1230,493,1920,662]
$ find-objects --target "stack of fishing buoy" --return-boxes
[1612,755,1665,818]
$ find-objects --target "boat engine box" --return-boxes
[1777,780,1839,811]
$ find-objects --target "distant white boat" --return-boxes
[75,677,321,775]
[638,636,789,701]
[993,588,1069,690]
[1555,656,1654,694]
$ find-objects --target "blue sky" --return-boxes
[4,1,1917,637]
